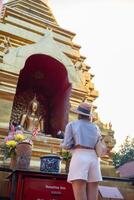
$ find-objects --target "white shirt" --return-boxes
[61,119,101,149]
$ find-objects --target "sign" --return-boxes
[99,186,124,199]
[22,177,75,200]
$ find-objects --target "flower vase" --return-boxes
[10,155,17,170]
[16,142,32,170]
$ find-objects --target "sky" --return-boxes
[2,0,134,150]
[48,0,134,150]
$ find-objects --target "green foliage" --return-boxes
[0,141,16,160]
[113,136,134,168]
[59,150,72,161]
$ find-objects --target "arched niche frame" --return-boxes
[10,54,72,137]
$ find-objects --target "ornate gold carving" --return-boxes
[2,37,12,54]
[33,71,44,80]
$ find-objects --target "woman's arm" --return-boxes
[60,123,74,149]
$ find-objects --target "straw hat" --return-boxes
[72,102,92,116]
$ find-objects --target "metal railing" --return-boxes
[103,176,134,184]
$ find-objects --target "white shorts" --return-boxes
[67,149,102,183]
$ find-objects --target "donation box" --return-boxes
[9,170,75,200]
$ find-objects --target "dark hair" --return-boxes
[78,114,91,121]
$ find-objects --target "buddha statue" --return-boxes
[20,97,44,133]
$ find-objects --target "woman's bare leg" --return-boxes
[87,182,99,200]
[72,180,87,200]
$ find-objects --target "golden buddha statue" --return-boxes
[20,96,44,133]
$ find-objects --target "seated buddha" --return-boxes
[20,97,44,133]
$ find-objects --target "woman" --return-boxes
[61,102,102,200]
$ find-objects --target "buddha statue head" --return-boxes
[27,96,40,117]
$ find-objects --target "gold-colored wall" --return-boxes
[0,99,13,128]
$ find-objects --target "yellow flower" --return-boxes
[6,140,17,148]
[15,134,25,141]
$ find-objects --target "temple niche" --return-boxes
[10,53,72,137]
[0,0,115,161]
